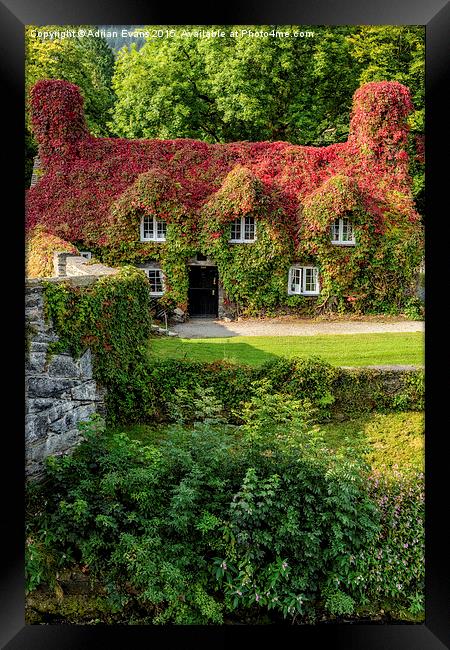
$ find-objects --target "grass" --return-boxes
[108,411,424,474]
[147,332,424,367]
[320,411,424,472]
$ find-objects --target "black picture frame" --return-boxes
[2,0,448,647]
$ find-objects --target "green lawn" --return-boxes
[147,332,424,367]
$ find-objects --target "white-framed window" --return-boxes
[288,266,320,295]
[229,216,256,243]
[330,217,355,245]
[140,215,167,242]
[145,269,165,296]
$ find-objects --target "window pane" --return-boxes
[244,216,255,240]
[290,268,302,293]
[156,219,166,240]
[341,218,348,241]
[304,268,318,293]
[331,220,340,241]
[230,218,241,240]
[143,216,154,239]
[342,218,353,242]
[148,269,163,293]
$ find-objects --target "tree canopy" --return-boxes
[26,25,424,215]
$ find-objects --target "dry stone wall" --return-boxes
[25,271,113,478]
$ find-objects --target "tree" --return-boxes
[111,26,359,145]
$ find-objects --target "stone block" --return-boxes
[47,354,80,378]
[25,307,44,323]
[27,397,62,414]
[78,349,93,380]
[34,331,59,344]
[25,293,43,310]
[45,429,82,455]
[71,403,96,423]
[31,414,50,442]
[27,376,78,398]
[71,381,97,401]
[26,352,48,374]
[29,342,49,353]
[25,415,34,440]
[26,441,46,463]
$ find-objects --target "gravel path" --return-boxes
[171,318,424,339]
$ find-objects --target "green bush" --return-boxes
[344,467,424,619]
[26,393,383,624]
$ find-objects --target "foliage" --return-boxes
[26,390,388,623]
[76,351,424,425]
[25,25,115,138]
[42,266,153,420]
[110,25,424,215]
[345,467,424,619]
[110,26,423,149]
[26,225,79,278]
[25,26,115,187]
[27,76,422,316]
[346,26,425,216]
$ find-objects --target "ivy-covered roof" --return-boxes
[26,78,419,249]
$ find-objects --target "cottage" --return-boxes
[26,79,423,319]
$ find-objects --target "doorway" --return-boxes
[188,265,219,318]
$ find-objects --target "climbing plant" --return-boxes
[27,79,423,316]
[42,266,154,420]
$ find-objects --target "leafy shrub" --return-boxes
[26,225,79,278]
[26,391,382,624]
[344,467,424,619]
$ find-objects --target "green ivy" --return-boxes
[42,266,153,419]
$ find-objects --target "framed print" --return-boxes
[1,0,449,647]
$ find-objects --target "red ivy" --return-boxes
[27,79,419,250]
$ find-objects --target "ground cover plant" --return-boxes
[147,332,424,367]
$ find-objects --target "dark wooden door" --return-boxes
[188,266,218,318]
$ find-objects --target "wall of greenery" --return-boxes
[42,266,153,417]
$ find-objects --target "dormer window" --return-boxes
[140,216,167,242]
[230,216,256,243]
[330,217,355,245]
[288,266,320,295]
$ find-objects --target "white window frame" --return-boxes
[229,216,257,243]
[330,217,356,245]
[140,215,167,242]
[145,268,165,296]
[288,266,320,296]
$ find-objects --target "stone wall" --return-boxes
[25,278,107,478]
